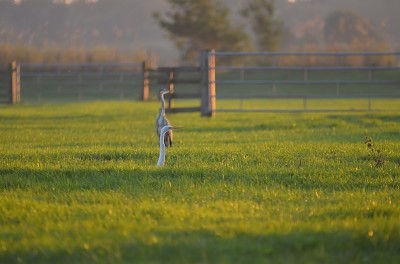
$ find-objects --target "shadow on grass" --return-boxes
[184,112,400,135]
[1,164,399,193]
[0,228,398,264]
[0,111,106,122]
[327,113,400,125]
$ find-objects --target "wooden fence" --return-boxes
[14,52,216,116]
[146,50,216,117]
[9,50,400,114]
[19,62,144,102]
[0,61,20,104]
[152,50,399,114]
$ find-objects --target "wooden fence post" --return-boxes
[200,49,215,117]
[167,68,174,111]
[141,61,149,101]
[10,61,20,104]
[209,50,216,117]
[16,62,20,103]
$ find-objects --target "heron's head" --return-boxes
[159,88,170,95]
[161,125,184,133]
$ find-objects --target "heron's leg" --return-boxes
[164,133,169,148]
[164,132,172,147]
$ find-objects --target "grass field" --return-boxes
[1,101,400,263]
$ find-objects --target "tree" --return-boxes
[241,0,282,52]
[153,0,251,64]
[324,10,383,44]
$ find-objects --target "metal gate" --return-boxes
[211,51,400,112]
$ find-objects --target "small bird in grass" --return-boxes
[155,88,173,147]
[157,125,184,167]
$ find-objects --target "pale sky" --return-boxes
[14,0,98,4]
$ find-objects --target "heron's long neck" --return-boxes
[157,132,166,166]
[161,94,166,116]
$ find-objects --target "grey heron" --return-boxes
[155,88,173,147]
[157,125,184,167]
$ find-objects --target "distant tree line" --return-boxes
[154,0,387,63]
[153,0,282,63]
[0,0,391,67]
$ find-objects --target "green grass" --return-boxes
[1,101,400,263]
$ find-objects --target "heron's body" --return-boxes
[155,89,173,147]
[157,125,183,167]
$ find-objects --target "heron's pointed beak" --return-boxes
[172,126,184,130]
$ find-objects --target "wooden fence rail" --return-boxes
[157,66,201,114]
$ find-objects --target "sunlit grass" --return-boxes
[0,101,399,263]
